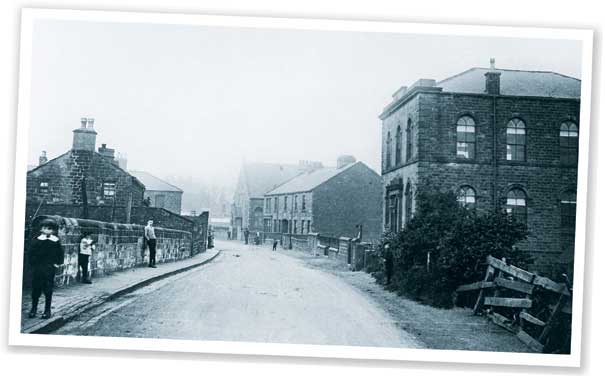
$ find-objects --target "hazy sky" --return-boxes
[28,19,583,188]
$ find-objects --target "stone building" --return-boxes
[380,59,580,276]
[26,118,145,222]
[264,156,383,243]
[130,170,184,214]
[231,161,316,240]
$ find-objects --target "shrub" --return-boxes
[377,187,530,308]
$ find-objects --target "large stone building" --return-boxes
[130,170,184,214]
[380,59,580,276]
[264,156,383,242]
[26,118,146,222]
[231,161,317,239]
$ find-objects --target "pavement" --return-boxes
[20,248,221,334]
[55,240,421,348]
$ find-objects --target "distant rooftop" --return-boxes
[129,171,183,193]
[243,162,305,198]
[266,161,359,195]
[437,67,581,99]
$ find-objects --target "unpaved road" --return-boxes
[56,240,421,348]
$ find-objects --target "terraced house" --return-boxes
[263,156,383,243]
[380,59,581,276]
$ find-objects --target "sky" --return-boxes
[27,19,583,188]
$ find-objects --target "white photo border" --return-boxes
[8,8,594,368]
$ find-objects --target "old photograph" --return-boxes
[8,9,593,367]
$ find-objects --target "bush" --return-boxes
[378,187,530,308]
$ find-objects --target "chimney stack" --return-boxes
[117,152,128,170]
[337,155,356,169]
[98,143,116,163]
[38,150,48,166]
[72,116,97,151]
[484,58,501,95]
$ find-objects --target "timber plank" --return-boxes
[484,297,532,308]
[519,311,546,326]
[473,265,496,314]
[494,277,534,294]
[533,276,570,296]
[518,329,544,353]
[487,256,535,283]
[488,312,516,333]
[456,281,494,292]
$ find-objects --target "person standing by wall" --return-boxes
[145,220,157,268]
[28,218,64,319]
[79,232,95,284]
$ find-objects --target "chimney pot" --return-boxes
[87,118,95,129]
[490,58,496,69]
[73,116,97,151]
[38,150,48,166]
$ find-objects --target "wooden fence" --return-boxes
[456,255,572,353]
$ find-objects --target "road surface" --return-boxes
[56,240,420,348]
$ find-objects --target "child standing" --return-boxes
[79,232,95,284]
[28,218,64,319]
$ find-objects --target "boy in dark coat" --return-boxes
[28,219,64,319]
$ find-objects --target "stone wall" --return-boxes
[25,203,195,232]
[380,89,580,276]
[313,163,383,243]
[144,190,183,214]
[23,215,193,288]
[27,150,145,208]
[263,193,314,234]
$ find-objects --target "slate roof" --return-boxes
[437,68,581,99]
[266,161,359,195]
[129,171,183,192]
[243,163,305,198]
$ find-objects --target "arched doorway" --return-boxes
[281,219,289,234]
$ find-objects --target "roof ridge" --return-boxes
[130,170,183,192]
[438,67,580,84]
[266,161,361,195]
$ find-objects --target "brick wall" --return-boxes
[23,215,193,288]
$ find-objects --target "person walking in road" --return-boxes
[244,228,250,245]
[272,239,278,251]
[79,232,95,284]
[28,218,64,319]
[145,220,157,268]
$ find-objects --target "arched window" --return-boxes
[560,121,579,166]
[405,181,413,224]
[506,188,527,223]
[386,132,392,169]
[561,190,577,229]
[456,116,476,159]
[406,119,413,162]
[506,118,526,161]
[395,125,402,165]
[457,186,476,208]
